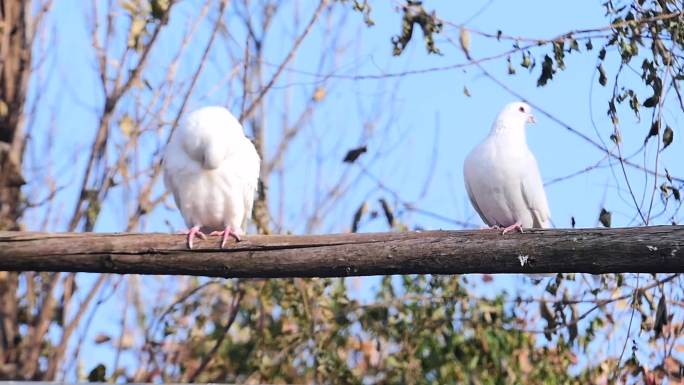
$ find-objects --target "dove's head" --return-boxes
[178,106,248,169]
[492,101,536,133]
[186,106,246,137]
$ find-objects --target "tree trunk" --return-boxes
[0,0,33,379]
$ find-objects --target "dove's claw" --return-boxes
[501,222,523,235]
[186,226,207,249]
[211,227,242,248]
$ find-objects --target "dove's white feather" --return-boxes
[163,106,260,233]
[463,102,551,228]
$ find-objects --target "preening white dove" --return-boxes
[463,101,551,234]
[163,106,260,248]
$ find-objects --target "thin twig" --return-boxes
[239,0,329,121]
[186,283,244,382]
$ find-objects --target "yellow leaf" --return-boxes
[459,27,471,60]
[128,17,147,48]
[119,0,138,15]
[150,0,170,20]
[93,333,111,344]
[313,86,326,102]
[120,162,129,179]
[616,299,629,310]
[119,114,134,137]
[664,356,681,374]
[116,331,134,349]
[0,100,7,118]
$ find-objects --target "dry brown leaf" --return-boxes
[313,86,326,102]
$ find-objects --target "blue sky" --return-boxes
[19,0,684,379]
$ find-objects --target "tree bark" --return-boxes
[0,0,32,378]
[0,0,29,230]
[0,226,682,277]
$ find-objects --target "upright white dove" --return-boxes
[463,101,551,234]
[163,106,260,248]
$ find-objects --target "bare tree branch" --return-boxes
[185,284,243,383]
[20,272,59,378]
[44,274,107,379]
[239,0,329,122]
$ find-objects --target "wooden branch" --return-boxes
[0,226,683,277]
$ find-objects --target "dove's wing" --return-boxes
[464,170,492,227]
[233,137,260,230]
[463,143,501,227]
[163,129,202,228]
[163,167,182,216]
[519,151,551,228]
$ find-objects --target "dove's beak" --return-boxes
[527,114,536,124]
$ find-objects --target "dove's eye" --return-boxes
[518,106,525,113]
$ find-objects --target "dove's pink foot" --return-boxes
[186,226,207,249]
[210,226,242,248]
[501,222,523,235]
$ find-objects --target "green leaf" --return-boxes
[88,364,107,382]
[150,0,170,21]
[660,182,670,196]
[537,55,555,86]
[598,64,607,86]
[391,2,442,56]
[569,38,579,52]
[553,40,566,70]
[507,56,516,75]
[598,208,611,227]
[662,126,673,149]
[540,301,556,341]
[351,201,368,233]
[599,47,606,60]
[644,120,660,144]
[378,198,395,228]
[521,51,532,69]
[610,131,621,144]
[642,95,659,108]
[343,145,367,163]
[654,294,668,338]
[568,305,579,344]
[629,91,640,117]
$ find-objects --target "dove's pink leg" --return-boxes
[210,226,242,248]
[186,226,207,249]
[501,222,523,235]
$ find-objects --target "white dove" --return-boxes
[463,101,551,234]
[163,106,260,248]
